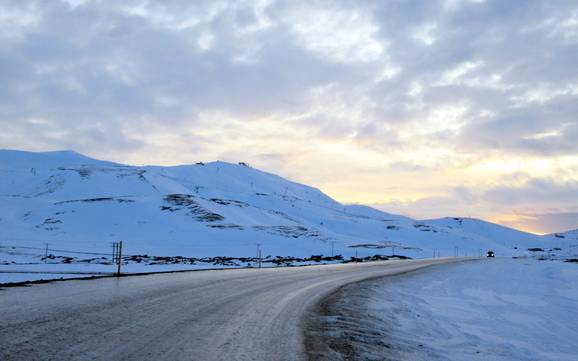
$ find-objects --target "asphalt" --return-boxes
[0,258,465,361]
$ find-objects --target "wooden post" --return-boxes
[116,241,123,276]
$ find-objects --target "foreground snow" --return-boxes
[363,259,578,360]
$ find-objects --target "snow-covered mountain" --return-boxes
[549,228,578,241]
[0,150,574,262]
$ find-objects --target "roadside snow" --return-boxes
[363,259,578,360]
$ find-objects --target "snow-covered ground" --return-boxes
[1,149,577,284]
[320,259,578,361]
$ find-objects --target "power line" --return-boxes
[1,244,120,257]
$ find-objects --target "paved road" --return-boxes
[0,258,465,361]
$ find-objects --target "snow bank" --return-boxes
[311,259,578,361]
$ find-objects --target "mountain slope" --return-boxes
[0,150,571,263]
[548,228,578,241]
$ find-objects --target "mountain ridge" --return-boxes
[0,149,573,261]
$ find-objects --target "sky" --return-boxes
[1,0,577,234]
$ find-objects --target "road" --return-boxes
[0,258,465,361]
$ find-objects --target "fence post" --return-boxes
[112,242,117,262]
[116,241,123,276]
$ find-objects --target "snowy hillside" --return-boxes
[1,149,576,281]
[549,228,578,241]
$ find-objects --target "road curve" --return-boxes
[0,258,465,361]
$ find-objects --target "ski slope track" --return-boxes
[0,258,464,361]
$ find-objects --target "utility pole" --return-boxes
[256,243,262,269]
[331,241,335,257]
[44,243,49,263]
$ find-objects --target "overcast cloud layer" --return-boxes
[1,0,577,233]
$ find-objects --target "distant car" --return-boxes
[487,250,495,258]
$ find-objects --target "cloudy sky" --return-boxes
[1,0,577,234]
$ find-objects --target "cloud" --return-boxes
[1,0,577,232]
[282,2,386,64]
[484,178,578,207]
[372,177,578,234]
[517,212,578,234]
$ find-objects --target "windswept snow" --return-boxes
[310,259,578,361]
[369,259,578,360]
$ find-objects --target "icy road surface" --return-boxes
[0,258,464,361]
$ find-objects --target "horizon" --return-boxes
[1,1,577,234]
